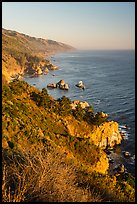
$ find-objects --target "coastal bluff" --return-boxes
[90,121,122,149]
[2,29,135,202]
[2,28,76,83]
[2,80,135,202]
[63,116,123,150]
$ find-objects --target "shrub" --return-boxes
[72,103,85,121]
[2,85,12,99]
[66,136,100,165]
[31,88,51,108]
[9,80,30,95]
[83,106,94,124]
[56,96,72,116]
[2,147,95,202]
[93,112,108,126]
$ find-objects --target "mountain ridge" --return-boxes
[2,28,76,56]
[2,28,76,82]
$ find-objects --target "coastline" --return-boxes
[22,50,135,177]
[2,28,135,202]
[3,56,134,202]
[2,78,135,202]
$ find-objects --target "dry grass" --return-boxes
[2,146,102,202]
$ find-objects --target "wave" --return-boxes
[119,125,130,140]
[130,154,135,164]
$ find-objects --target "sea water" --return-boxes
[23,50,135,175]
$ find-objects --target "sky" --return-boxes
[2,2,135,50]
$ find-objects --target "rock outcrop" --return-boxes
[114,164,125,175]
[75,81,85,89]
[35,67,43,75]
[57,80,69,90]
[2,28,75,83]
[70,100,90,110]
[95,112,108,118]
[91,150,109,174]
[47,83,57,88]
[43,68,49,75]
[47,80,69,90]
[47,63,58,70]
[89,121,123,149]
[123,151,130,157]
[64,116,123,149]
[2,52,25,82]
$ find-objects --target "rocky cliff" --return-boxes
[2,28,76,82]
[89,121,122,149]
[2,80,135,202]
[63,116,122,149]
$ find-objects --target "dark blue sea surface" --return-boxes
[23,50,135,175]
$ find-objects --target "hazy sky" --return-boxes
[2,2,135,50]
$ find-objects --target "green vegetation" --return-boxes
[2,80,135,202]
[2,28,135,202]
[72,103,85,121]
[2,28,75,83]
[93,111,108,126]
[65,136,101,165]
[2,28,75,58]
[6,49,43,68]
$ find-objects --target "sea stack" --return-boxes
[75,81,85,89]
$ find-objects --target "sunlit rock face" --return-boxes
[57,80,69,90]
[64,116,122,150]
[70,100,90,110]
[63,119,122,174]
[91,150,109,174]
[89,121,123,149]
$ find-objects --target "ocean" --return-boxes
[23,50,135,176]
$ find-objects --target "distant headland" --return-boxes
[2,28,76,83]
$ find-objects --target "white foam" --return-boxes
[119,125,127,129]
[131,154,135,160]
[119,125,129,140]
[129,155,135,165]
[119,129,126,133]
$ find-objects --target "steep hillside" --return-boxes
[2,80,135,202]
[2,29,135,202]
[2,28,75,57]
[2,28,76,82]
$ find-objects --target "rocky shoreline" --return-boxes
[10,58,59,82]
[4,49,134,177]
[47,79,69,90]
[2,28,135,202]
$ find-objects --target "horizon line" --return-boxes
[2,27,134,51]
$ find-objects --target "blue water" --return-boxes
[23,50,135,175]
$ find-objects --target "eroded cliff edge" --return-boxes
[2,80,135,202]
[2,80,123,174]
[2,28,76,83]
[2,29,135,202]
